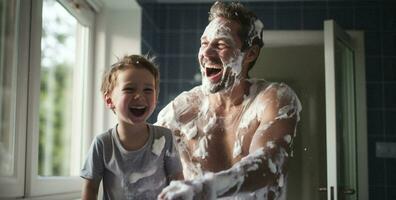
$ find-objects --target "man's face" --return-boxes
[198,17,245,93]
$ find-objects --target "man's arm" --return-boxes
[158,83,301,200]
[215,83,301,197]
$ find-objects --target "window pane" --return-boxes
[0,0,18,177]
[39,0,85,177]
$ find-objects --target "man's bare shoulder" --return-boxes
[247,79,301,120]
[173,86,204,107]
[157,86,204,127]
[249,79,298,102]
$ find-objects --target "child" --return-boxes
[80,55,183,200]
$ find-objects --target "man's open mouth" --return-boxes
[129,106,147,117]
[203,66,223,83]
[206,67,222,77]
[204,66,223,83]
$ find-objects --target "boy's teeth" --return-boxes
[129,106,147,117]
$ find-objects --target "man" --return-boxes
[157,1,301,199]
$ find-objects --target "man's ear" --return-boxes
[104,93,115,109]
[244,45,260,63]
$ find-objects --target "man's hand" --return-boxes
[158,174,215,200]
[158,180,196,200]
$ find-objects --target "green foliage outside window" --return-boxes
[38,0,76,176]
[38,64,72,176]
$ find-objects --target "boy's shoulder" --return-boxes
[93,127,114,145]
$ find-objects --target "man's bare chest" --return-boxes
[176,114,260,171]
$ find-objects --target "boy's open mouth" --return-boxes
[129,106,147,117]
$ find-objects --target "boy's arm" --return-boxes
[164,129,185,182]
[81,179,100,200]
[80,136,105,200]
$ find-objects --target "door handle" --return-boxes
[318,187,355,197]
[318,187,355,194]
[318,187,333,200]
[341,188,355,195]
[318,187,327,192]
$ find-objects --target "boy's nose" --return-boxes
[133,93,142,100]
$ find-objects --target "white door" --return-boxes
[324,20,367,200]
[252,21,367,200]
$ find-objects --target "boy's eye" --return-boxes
[123,87,135,92]
[144,88,154,93]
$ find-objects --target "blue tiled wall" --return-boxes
[140,1,396,199]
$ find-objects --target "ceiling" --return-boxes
[100,0,140,10]
[100,0,323,10]
[137,0,320,3]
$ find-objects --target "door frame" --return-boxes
[262,30,367,200]
[348,29,368,200]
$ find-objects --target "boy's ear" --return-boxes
[104,93,115,109]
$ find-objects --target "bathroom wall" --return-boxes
[139,1,396,199]
[94,4,142,134]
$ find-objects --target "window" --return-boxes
[0,0,26,197]
[39,0,85,177]
[26,0,94,197]
[0,0,18,178]
[0,0,96,198]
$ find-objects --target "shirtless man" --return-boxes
[157,1,301,199]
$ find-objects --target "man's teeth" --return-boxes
[130,106,146,109]
[205,67,222,77]
[204,63,223,71]
[205,65,222,69]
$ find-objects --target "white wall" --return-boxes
[93,4,142,136]
[91,4,142,198]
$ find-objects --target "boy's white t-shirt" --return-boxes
[81,124,183,200]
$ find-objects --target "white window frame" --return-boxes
[0,0,28,198]
[24,0,96,198]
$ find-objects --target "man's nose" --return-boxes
[201,45,216,58]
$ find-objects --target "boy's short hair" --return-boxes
[100,54,160,98]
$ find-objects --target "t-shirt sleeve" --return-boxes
[164,132,183,179]
[80,136,105,182]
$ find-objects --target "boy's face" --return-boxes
[105,67,157,125]
[198,17,246,93]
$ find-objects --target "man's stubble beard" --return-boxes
[200,52,244,94]
[204,67,238,94]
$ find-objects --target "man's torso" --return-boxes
[158,80,271,179]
